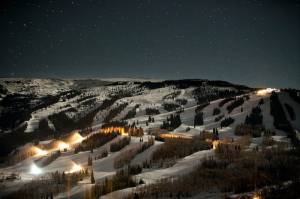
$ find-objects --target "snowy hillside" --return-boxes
[0,79,299,199]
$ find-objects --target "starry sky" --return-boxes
[0,0,299,88]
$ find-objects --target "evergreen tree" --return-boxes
[212,128,219,140]
[259,98,264,105]
[62,171,66,183]
[88,156,93,166]
[91,169,95,184]
[194,112,203,127]
[134,193,140,199]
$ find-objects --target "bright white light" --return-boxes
[57,141,70,150]
[66,162,82,174]
[30,163,42,175]
[256,88,279,96]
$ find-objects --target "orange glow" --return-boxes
[212,140,221,150]
[32,146,48,156]
[69,132,84,144]
[101,127,127,135]
[66,162,83,174]
[100,126,144,136]
[160,133,191,139]
[253,193,261,199]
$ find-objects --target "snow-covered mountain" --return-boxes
[0,78,299,199]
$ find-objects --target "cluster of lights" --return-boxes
[101,127,126,135]
[30,161,83,176]
[101,126,146,136]
[160,133,191,139]
[28,132,86,177]
[256,88,279,96]
[31,132,85,157]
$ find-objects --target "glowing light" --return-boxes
[30,163,42,175]
[256,88,279,96]
[212,140,221,150]
[160,133,191,139]
[66,162,83,173]
[101,127,128,136]
[33,146,47,156]
[253,194,261,199]
[57,141,70,150]
[69,132,84,144]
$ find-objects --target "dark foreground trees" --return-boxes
[270,92,299,147]
[89,168,139,198]
[125,144,300,199]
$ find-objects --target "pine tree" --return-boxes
[91,169,95,184]
[212,128,219,140]
[194,112,203,127]
[88,156,93,166]
[134,193,140,199]
[62,171,66,183]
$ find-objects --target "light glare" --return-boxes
[66,162,83,173]
[256,88,279,96]
[30,163,42,175]
[57,141,70,150]
[33,146,47,156]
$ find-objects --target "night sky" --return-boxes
[0,0,299,88]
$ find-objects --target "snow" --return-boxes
[0,78,74,96]
[135,149,214,184]
[25,87,108,133]
[1,80,299,198]
[101,149,214,199]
